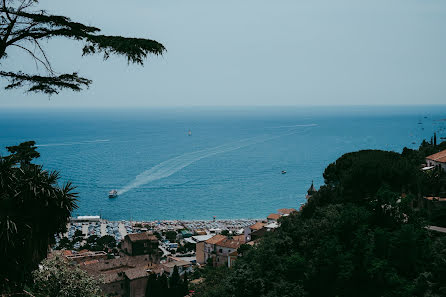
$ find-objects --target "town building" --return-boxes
[278,208,297,215]
[425,150,446,170]
[267,213,281,222]
[161,258,193,276]
[201,235,244,267]
[121,232,159,258]
[244,221,265,242]
[81,254,160,297]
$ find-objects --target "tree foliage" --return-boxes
[31,255,102,297]
[196,143,446,297]
[0,0,166,94]
[0,141,78,292]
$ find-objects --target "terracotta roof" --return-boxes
[205,234,226,245]
[82,260,99,265]
[102,272,125,284]
[162,260,192,268]
[216,237,243,249]
[424,196,446,202]
[426,150,446,163]
[249,222,265,231]
[62,250,73,256]
[125,267,149,280]
[126,232,157,242]
[278,208,297,215]
[232,235,246,244]
[267,213,281,220]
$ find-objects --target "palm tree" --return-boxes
[0,141,78,292]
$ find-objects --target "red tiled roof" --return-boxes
[278,208,297,215]
[249,222,265,231]
[424,196,446,202]
[267,213,281,220]
[216,237,243,249]
[205,234,226,245]
[426,150,446,163]
[62,250,73,256]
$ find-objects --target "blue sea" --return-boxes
[1,106,446,221]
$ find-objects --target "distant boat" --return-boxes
[108,190,118,198]
[188,129,192,136]
[281,170,287,174]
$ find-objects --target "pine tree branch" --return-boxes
[0,71,92,94]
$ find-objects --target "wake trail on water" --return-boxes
[117,127,312,195]
[37,139,110,147]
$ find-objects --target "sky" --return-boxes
[1,0,446,108]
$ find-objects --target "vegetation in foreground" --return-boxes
[196,141,446,297]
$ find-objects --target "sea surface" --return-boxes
[1,106,446,221]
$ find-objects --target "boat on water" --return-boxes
[188,129,192,136]
[108,190,118,198]
[281,170,287,174]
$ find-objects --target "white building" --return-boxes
[426,150,446,171]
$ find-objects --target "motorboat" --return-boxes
[281,170,287,174]
[108,190,118,198]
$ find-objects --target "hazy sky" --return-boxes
[1,0,446,108]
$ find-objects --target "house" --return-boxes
[121,232,159,258]
[161,259,193,276]
[278,208,297,215]
[243,221,265,242]
[267,213,281,222]
[81,254,160,297]
[190,235,214,264]
[201,235,244,267]
[425,150,446,170]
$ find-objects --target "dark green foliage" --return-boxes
[0,141,78,292]
[165,231,177,243]
[197,146,446,297]
[145,269,189,297]
[1,0,165,94]
[221,230,230,236]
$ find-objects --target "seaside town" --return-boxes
[50,181,317,297]
[48,149,446,297]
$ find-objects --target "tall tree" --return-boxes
[0,141,78,292]
[0,0,165,94]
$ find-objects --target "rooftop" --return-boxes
[205,234,226,245]
[249,222,265,231]
[278,208,297,215]
[126,232,157,242]
[267,213,281,220]
[426,149,446,163]
[215,237,243,249]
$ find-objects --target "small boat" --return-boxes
[281,170,287,174]
[188,129,192,136]
[108,190,118,198]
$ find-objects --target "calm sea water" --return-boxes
[1,106,445,221]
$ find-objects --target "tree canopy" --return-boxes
[196,142,446,297]
[0,0,165,94]
[0,141,78,292]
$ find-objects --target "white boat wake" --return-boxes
[37,139,110,147]
[117,127,312,195]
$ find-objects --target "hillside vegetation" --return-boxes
[197,142,446,297]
